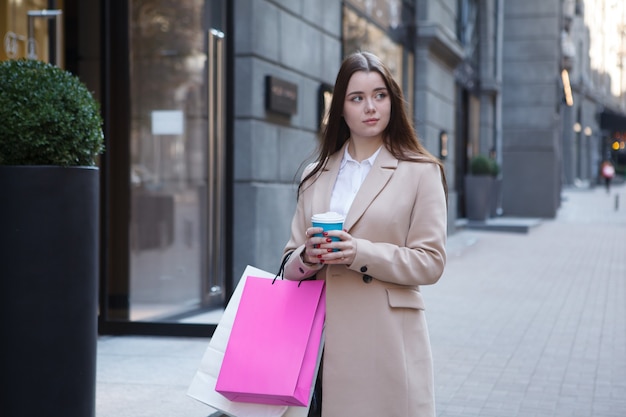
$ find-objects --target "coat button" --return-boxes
[360,266,368,273]
[362,274,373,283]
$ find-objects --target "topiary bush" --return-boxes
[0,59,104,166]
[469,155,493,176]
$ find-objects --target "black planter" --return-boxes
[0,166,99,417]
[464,175,494,221]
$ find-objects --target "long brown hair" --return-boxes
[299,51,448,200]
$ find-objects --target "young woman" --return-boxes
[282,51,448,417]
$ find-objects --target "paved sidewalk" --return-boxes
[96,184,626,417]
[425,184,626,417]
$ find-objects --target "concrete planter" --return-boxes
[464,175,494,221]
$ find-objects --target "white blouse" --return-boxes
[329,145,382,218]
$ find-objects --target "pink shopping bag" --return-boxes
[216,276,326,406]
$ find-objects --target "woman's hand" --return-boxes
[304,228,356,265]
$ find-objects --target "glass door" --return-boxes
[126,0,227,325]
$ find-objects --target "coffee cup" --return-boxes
[311,212,345,251]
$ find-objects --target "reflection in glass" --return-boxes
[128,0,224,324]
[345,0,403,30]
[343,5,413,115]
[343,6,404,82]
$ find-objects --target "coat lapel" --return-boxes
[311,144,399,231]
[344,146,397,231]
[311,147,344,217]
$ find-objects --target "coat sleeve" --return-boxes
[281,164,323,281]
[349,162,447,286]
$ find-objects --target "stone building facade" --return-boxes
[500,0,563,217]
[3,0,624,335]
[232,0,471,278]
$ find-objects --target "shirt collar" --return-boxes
[340,143,383,169]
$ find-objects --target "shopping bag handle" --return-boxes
[272,251,317,287]
[272,251,293,285]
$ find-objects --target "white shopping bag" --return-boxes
[187,265,323,417]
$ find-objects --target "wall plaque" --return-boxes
[265,76,298,116]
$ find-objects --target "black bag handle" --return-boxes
[272,251,293,285]
[272,250,316,287]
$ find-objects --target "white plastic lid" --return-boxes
[311,212,345,223]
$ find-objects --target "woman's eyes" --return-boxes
[349,92,387,102]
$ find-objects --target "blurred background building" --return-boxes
[2,0,625,337]
[561,0,626,188]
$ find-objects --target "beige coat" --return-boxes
[283,144,447,417]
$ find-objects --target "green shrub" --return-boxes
[0,59,104,166]
[469,154,500,177]
[469,155,492,176]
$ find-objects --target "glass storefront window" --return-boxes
[345,0,403,30]
[343,5,404,82]
[457,0,479,68]
[126,0,226,324]
[1,0,61,63]
[342,2,414,116]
